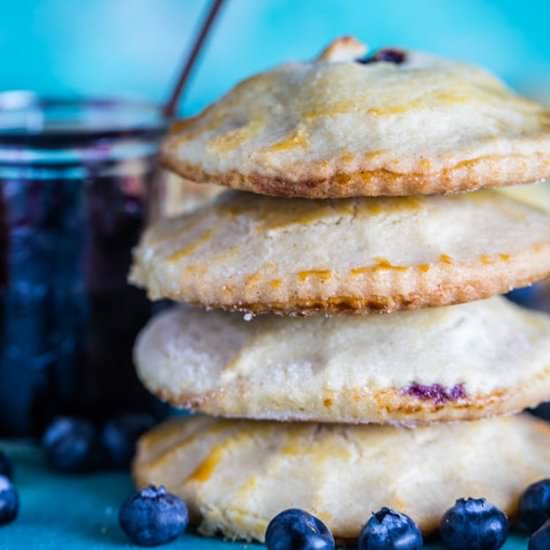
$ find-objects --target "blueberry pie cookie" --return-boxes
[161,36,550,198]
[129,189,550,315]
[134,297,550,424]
[133,414,550,541]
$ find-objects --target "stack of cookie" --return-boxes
[129,38,550,541]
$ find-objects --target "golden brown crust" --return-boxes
[161,149,550,198]
[317,36,367,62]
[153,372,549,425]
[137,257,550,316]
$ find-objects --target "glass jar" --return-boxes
[0,93,167,436]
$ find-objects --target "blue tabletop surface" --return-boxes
[0,441,529,550]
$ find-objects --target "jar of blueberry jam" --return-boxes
[0,93,167,436]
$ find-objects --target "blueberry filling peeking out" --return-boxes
[358,48,406,65]
[403,383,466,404]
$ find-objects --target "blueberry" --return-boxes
[265,509,335,550]
[506,286,538,308]
[119,485,188,547]
[0,475,18,526]
[101,413,155,468]
[358,507,422,550]
[358,48,407,65]
[530,519,550,550]
[42,417,101,473]
[0,451,13,480]
[520,480,550,534]
[440,498,508,550]
[531,402,550,422]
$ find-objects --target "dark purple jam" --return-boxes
[0,96,167,437]
[402,382,466,404]
[358,48,407,65]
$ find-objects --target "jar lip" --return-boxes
[0,92,168,146]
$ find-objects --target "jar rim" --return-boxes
[0,92,167,147]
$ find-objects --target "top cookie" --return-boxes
[162,36,550,198]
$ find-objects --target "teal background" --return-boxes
[2,0,550,116]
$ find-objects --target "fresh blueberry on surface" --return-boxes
[529,518,550,550]
[358,507,422,550]
[358,48,407,65]
[101,413,155,468]
[119,485,188,546]
[520,479,550,534]
[265,508,335,550]
[0,451,12,480]
[440,498,508,550]
[0,475,18,526]
[42,417,101,473]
